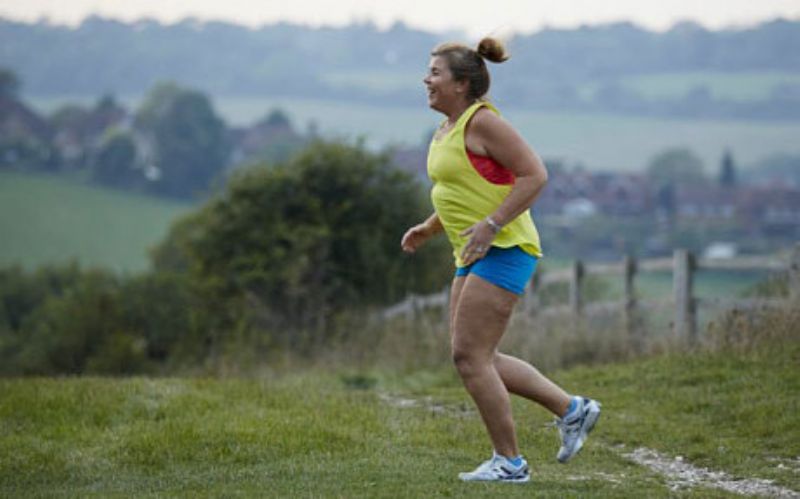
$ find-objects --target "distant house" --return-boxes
[0,95,55,168]
[0,96,51,140]
[737,185,800,238]
[50,98,128,168]
[228,113,307,168]
[537,170,654,217]
[675,184,800,238]
[675,186,738,222]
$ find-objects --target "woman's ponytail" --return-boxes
[476,37,509,63]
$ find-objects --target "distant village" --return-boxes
[2,77,799,259]
[0,82,306,181]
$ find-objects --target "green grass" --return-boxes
[0,171,192,273]
[621,71,800,102]
[599,269,770,302]
[29,94,800,172]
[1,339,797,497]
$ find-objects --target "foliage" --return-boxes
[135,82,230,199]
[0,139,451,374]
[90,128,140,189]
[4,18,800,119]
[0,67,19,98]
[0,263,195,375]
[258,108,292,128]
[153,139,451,340]
[646,147,707,189]
[718,148,736,187]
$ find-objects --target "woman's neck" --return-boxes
[443,99,478,125]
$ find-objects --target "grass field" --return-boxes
[595,269,769,302]
[29,94,800,172]
[1,337,797,497]
[0,171,192,273]
[620,71,800,102]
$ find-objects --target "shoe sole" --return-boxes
[459,474,531,483]
[558,400,601,463]
[459,466,531,483]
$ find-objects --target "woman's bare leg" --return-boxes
[451,274,520,458]
[450,276,571,418]
[494,353,571,417]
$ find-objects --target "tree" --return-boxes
[135,82,230,199]
[646,148,707,190]
[719,148,737,187]
[91,129,140,189]
[259,108,292,128]
[0,68,20,98]
[152,140,451,344]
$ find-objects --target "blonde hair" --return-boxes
[431,37,509,100]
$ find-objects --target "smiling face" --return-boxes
[423,55,468,114]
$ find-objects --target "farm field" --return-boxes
[0,171,192,273]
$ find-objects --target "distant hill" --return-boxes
[1,17,800,120]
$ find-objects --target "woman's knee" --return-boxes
[451,344,487,378]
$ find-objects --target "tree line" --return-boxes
[1,17,799,120]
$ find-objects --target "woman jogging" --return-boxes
[401,37,601,483]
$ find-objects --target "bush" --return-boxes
[0,264,196,375]
[152,139,451,347]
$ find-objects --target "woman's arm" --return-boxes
[468,107,548,224]
[460,108,548,264]
[401,212,444,253]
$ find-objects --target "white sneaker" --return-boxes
[458,452,530,483]
[556,397,601,463]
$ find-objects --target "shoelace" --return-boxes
[556,416,582,435]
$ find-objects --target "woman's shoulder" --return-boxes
[469,103,513,139]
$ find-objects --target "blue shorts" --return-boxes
[454,246,539,295]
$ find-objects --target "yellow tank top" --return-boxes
[427,101,542,267]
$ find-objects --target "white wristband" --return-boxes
[485,216,503,233]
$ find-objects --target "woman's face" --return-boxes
[424,55,467,113]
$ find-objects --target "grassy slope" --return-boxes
[1,341,796,497]
[0,171,192,273]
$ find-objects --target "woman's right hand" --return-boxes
[401,224,433,253]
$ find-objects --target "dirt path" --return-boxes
[379,391,799,497]
[621,447,798,498]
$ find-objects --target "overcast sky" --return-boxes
[1,0,798,35]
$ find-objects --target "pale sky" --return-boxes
[1,0,799,35]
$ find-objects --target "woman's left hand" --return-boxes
[459,220,496,265]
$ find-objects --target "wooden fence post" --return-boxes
[570,260,584,320]
[623,255,640,350]
[673,249,696,344]
[790,243,800,304]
